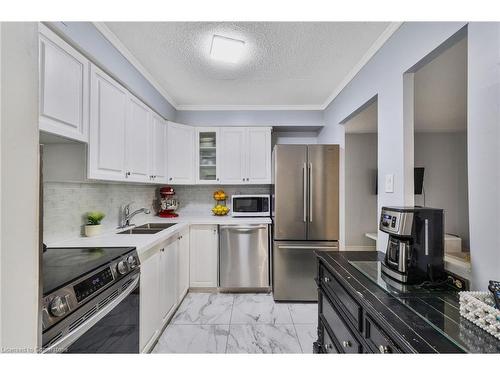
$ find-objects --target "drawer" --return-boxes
[365,315,401,354]
[322,324,339,353]
[320,265,362,330]
[321,293,362,353]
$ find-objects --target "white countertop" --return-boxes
[46,212,272,258]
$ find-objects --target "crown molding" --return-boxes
[175,104,324,111]
[94,22,402,112]
[92,22,179,108]
[321,22,403,110]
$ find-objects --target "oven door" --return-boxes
[232,195,270,217]
[43,274,140,354]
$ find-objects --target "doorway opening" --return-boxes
[411,29,470,268]
[341,97,378,251]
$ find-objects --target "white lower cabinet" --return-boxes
[189,225,218,288]
[177,227,190,301]
[159,237,178,325]
[139,249,161,352]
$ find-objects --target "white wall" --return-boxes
[414,132,469,249]
[176,110,324,127]
[272,131,318,145]
[345,133,378,249]
[467,23,500,289]
[318,22,499,288]
[0,22,39,351]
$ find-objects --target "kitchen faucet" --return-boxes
[119,202,151,228]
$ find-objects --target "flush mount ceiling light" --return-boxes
[210,35,246,64]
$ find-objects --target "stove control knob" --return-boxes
[117,260,129,275]
[50,296,69,317]
[127,255,137,269]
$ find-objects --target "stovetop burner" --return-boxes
[43,247,136,295]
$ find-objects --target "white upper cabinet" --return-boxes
[219,127,247,184]
[88,65,128,181]
[219,127,272,184]
[150,114,168,183]
[39,24,90,142]
[246,127,272,184]
[167,122,195,184]
[195,128,220,184]
[125,96,151,182]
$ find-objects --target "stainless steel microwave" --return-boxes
[231,194,270,217]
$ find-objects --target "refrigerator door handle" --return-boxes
[303,163,307,222]
[308,162,313,222]
[277,245,338,250]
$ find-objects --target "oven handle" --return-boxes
[42,274,140,353]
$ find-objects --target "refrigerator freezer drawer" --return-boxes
[273,241,338,301]
[219,224,269,289]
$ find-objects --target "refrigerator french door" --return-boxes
[272,144,339,301]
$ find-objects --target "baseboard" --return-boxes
[345,245,376,252]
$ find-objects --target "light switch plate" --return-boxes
[385,174,394,193]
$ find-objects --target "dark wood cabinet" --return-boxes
[315,261,404,354]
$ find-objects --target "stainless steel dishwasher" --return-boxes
[219,224,270,290]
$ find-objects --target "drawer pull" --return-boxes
[379,345,389,353]
[323,276,331,283]
[342,340,352,348]
[324,343,333,351]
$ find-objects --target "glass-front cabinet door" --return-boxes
[196,128,220,184]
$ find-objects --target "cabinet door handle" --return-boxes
[379,345,389,353]
[242,178,245,181]
[323,276,330,283]
[324,343,333,351]
[169,177,173,181]
[342,340,352,348]
[125,171,131,177]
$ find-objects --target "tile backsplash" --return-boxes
[173,185,271,214]
[43,182,157,243]
[43,182,271,243]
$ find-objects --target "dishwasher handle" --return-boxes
[219,225,268,231]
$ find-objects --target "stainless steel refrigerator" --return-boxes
[272,144,339,301]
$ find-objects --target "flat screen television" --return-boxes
[374,167,425,195]
[414,167,425,195]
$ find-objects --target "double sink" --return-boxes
[118,222,177,235]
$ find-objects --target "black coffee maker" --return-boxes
[379,206,445,284]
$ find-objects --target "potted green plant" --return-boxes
[85,211,105,237]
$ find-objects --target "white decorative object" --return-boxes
[459,291,500,340]
[84,224,102,237]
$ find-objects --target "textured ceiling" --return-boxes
[104,22,392,108]
[414,35,467,132]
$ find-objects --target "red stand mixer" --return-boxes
[158,186,179,218]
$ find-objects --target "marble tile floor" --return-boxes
[152,293,318,354]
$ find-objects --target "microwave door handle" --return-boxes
[303,163,307,222]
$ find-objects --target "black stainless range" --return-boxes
[41,247,140,353]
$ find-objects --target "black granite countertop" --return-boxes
[316,251,500,353]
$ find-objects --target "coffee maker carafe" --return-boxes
[379,207,445,284]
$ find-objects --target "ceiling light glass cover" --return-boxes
[210,35,245,63]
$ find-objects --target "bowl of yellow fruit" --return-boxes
[212,204,230,216]
[213,190,227,201]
